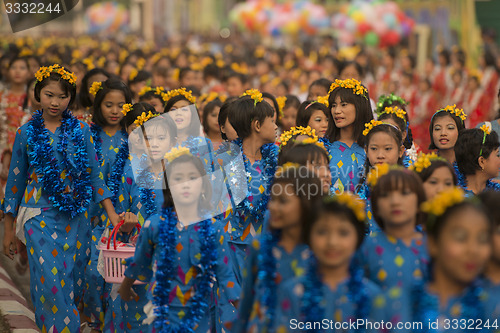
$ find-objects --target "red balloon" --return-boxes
[384,30,401,46]
[358,22,371,36]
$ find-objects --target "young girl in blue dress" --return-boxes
[2,64,120,332]
[118,149,240,333]
[274,192,387,332]
[325,79,373,193]
[295,99,330,139]
[454,128,500,195]
[357,167,429,291]
[235,165,324,332]
[387,187,498,331]
[219,90,279,284]
[163,88,202,145]
[83,78,133,331]
[411,153,457,200]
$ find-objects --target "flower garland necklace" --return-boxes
[27,109,92,218]
[301,259,370,333]
[412,279,484,333]
[234,138,278,219]
[90,124,129,205]
[154,207,217,333]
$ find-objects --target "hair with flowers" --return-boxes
[366,163,393,187]
[328,78,368,99]
[275,162,301,177]
[479,123,492,156]
[279,126,318,149]
[128,68,138,81]
[89,81,103,97]
[121,103,133,116]
[276,96,286,119]
[199,92,227,105]
[324,192,366,222]
[317,95,329,107]
[241,88,263,106]
[300,137,326,151]
[162,87,196,104]
[35,64,77,86]
[134,111,159,126]
[138,86,166,98]
[164,146,192,163]
[421,186,466,219]
[381,106,406,123]
[376,94,408,114]
[434,104,467,122]
[362,120,384,136]
[409,152,445,173]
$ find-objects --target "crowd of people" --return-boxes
[0,35,499,333]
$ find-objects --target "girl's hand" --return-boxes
[3,214,16,260]
[118,277,138,302]
[108,212,121,228]
[119,212,139,234]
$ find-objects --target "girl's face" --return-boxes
[144,97,164,114]
[87,73,108,103]
[366,132,403,166]
[429,207,491,285]
[307,85,328,101]
[221,118,238,142]
[307,156,332,194]
[281,106,297,132]
[331,96,356,129]
[340,64,361,81]
[8,60,30,85]
[482,148,500,179]
[40,81,71,119]
[432,115,459,150]
[207,106,221,134]
[169,161,204,209]
[145,125,172,161]
[268,182,301,230]
[257,116,277,144]
[310,213,358,270]
[168,100,192,132]
[307,109,328,138]
[376,187,419,228]
[100,90,126,128]
[180,70,196,87]
[423,166,455,200]
[225,77,245,97]
[120,63,134,82]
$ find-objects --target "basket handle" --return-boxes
[107,220,142,250]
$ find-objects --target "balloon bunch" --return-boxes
[331,0,415,47]
[229,0,329,37]
[85,1,129,34]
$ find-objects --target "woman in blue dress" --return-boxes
[118,148,240,332]
[325,79,373,194]
[2,64,120,332]
[83,78,133,331]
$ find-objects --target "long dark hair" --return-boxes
[92,78,133,128]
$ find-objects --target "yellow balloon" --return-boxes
[352,11,365,24]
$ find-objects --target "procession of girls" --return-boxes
[1,62,500,333]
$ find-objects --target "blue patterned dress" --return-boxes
[2,118,111,332]
[356,231,429,291]
[84,126,128,329]
[124,213,240,332]
[234,236,311,332]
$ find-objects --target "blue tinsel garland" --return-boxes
[153,207,218,332]
[27,109,92,218]
[453,162,500,193]
[412,279,485,333]
[90,123,104,165]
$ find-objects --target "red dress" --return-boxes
[412,91,437,152]
[0,89,26,151]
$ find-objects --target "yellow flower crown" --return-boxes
[325,192,366,222]
[317,95,329,107]
[328,78,367,99]
[421,187,465,218]
[300,137,326,151]
[366,163,392,188]
[363,120,384,136]
[409,153,444,173]
[121,103,133,116]
[164,146,192,163]
[35,64,77,86]
[279,126,318,149]
[276,96,286,119]
[381,106,407,123]
[162,88,196,104]
[138,86,166,98]
[129,68,138,81]
[435,104,467,122]
[134,111,159,126]
[89,81,103,97]
[241,89,263,106]
[275,162,301,177]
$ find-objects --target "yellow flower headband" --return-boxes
[138,86,166,98]
[317,95,329,107]
[328,78,367,100]
[134,111,159,126]
[35,64,77,86]
[366,163,391,187]
[121,103,133,116]
[89,81,103,97]
[300,137,326,151]
[276,96,286,119]
[421,187,465,218]
[409,153,445,173]
[479,124,492,156]
[275,162,301,177]
[381,106,407,123]
[164,146,192,163]
[241,89,263,107]
[325,192,366,222]
[434,104,467,122]
[279,126,318,149]
[363,120,384,136]
[162,88,196,104]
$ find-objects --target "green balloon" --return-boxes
[365,32,379,46]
